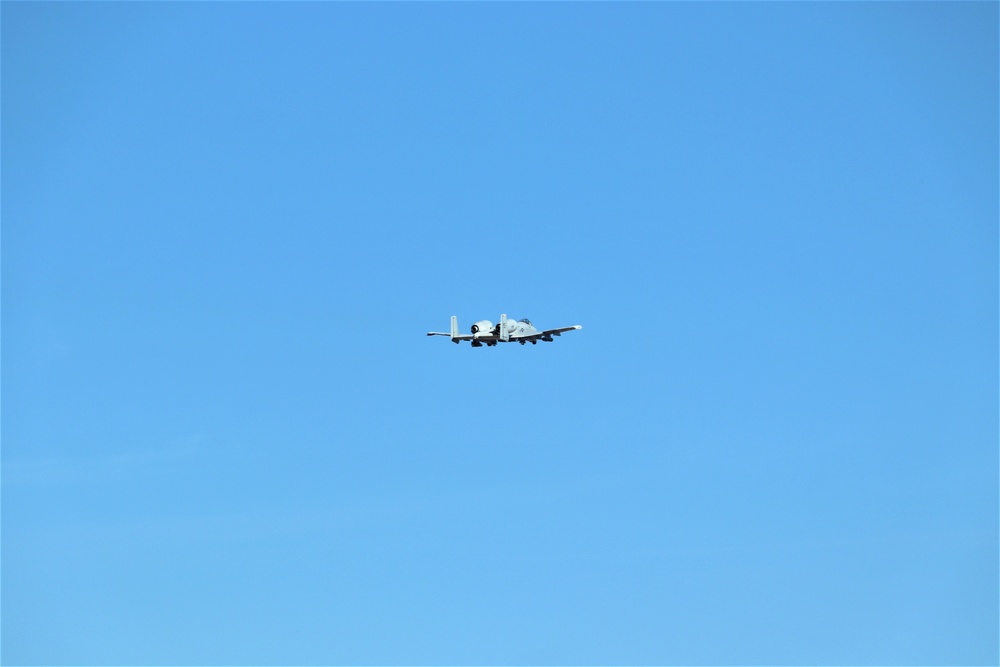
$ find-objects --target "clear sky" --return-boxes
[2,2,997,665]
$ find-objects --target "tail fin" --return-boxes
[450,315,459,341]
[499,313,509,342]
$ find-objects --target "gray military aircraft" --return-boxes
[427,314,582,346]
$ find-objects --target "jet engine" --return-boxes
[493,320,517,336]
[470,320,493,335]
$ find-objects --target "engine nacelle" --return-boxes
[493,320,517,335]
[470,320,494,336]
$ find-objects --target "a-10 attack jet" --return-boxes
[427,314,582,347]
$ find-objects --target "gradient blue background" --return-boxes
[3,3,997,665]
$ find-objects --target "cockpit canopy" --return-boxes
[518,318,532,326]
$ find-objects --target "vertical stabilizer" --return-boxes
[500,313,509,342]
[450,316,459,342]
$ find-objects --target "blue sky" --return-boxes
[2,2,997,665]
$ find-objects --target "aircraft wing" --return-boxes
[511,325,582,342]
